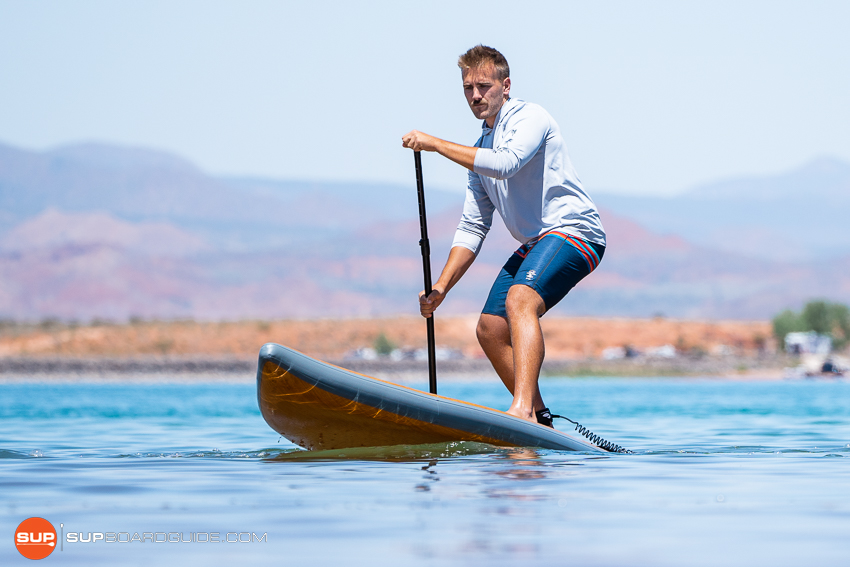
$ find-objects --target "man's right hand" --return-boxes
[419,287,446,319]
[402,130,439,153]
[402,130,478,172]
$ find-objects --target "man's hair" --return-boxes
[457,45,510,80]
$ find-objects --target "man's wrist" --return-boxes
[432,137,448,155]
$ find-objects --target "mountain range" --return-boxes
[596,156,850,262]
[1,140,848,322]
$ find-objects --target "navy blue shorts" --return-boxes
[481,231,605,318]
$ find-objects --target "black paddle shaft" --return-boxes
[414,151,438,394]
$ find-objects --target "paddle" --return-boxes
[414,151,438,394]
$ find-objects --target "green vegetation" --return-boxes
[373,332,396,356]
[772,299,850,350]
[39,317,61,330]
[542,364,695,378]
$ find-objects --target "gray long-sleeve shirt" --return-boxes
[452,98,606,255]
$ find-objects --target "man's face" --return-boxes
[462,64,511,127]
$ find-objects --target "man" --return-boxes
[402,45,606,426]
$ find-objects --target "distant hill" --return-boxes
[595,157,850,261]
[0,141,460,251]
[1,141,848,322]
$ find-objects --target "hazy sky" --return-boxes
[1,1,848,195]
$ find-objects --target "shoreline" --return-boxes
[0,354,793,383]
[0,316,774,361]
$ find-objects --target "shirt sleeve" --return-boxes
[472,106,548,180]
[452,169,495,256]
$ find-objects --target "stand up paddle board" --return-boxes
[257,343,605,453]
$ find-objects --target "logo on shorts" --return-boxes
[526,270,536,281]
[15,517,57,560]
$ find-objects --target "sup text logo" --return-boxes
[15,517,57,560]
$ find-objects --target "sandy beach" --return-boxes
[0,316,789,380]
[0,316,773,359]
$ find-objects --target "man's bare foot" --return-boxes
[506,406,538,424]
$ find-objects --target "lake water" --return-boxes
[2,376,848,566]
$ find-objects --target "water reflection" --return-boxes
[263,441,503,463]
[494,448,546,481]
[415,459,439,491]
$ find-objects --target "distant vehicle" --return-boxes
[785,332,832,355]
[821,359,845,376]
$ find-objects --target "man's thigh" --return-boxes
[513,234,602,313]
[481,253,523,319]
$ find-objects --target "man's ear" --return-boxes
[503,77,511,99]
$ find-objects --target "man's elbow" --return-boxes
[476,151,522,180]
[491,168,520,180]
[486,158,522,180]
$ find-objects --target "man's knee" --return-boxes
[505,285,545,319]
[477,314,506,346]
[476,316,493,345]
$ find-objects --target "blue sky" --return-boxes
[1,0,848,195]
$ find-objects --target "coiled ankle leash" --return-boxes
[536,408,632,454]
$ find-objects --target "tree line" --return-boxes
[772,300,850,350]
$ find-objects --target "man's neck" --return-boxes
[485,97,511,128]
